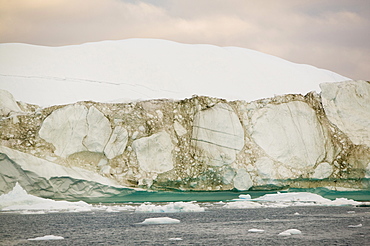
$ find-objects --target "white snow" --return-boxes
[140,217,180,224]
[28,235,64,241]
[135,201,205,213]
[278,229,302,236]
[0,39,349,107]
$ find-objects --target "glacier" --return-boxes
[0,39,369,203]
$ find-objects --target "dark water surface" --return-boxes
[1,206,369,245]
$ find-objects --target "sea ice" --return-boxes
[0,183,93,213]
[140,217,180,224]
[348,224,362,228]
[329,198,361,206]
[28,235,64,240]
[223,192,363,209]
[168,238,183,241]
[278,229,302,236]
[135,201,205,213]
[223,201,262,209]
[239,194,252,200]
[248,228,265,233]
[252,192,331,203]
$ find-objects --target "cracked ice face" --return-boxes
[191,103,245,166]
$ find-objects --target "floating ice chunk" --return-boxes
[239,194,252,200]
[253,192,331,203]
[104,205,136,212]
[248,228,265,233]
[168,238,183,241]
[253,192,362,206]
[329,198,362,206]
[224,192,364,208]
[278,229,302,236]
[141,217,180,224]
[223,201,262,209]
[135,201,204,213]
[348,224,362,228]
[28,235,64,240]
[0,183,93,213]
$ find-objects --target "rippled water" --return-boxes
[1,206,369,245]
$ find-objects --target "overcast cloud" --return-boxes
[0,0,369,79]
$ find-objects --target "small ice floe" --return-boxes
[140,217,180,224]
[135,201,204,213]
[348,224,362,228]
[248,228,265,233]
[103,205,136,213]
[223,192,364,208]
[278,229,302,236]
[329,198,362,206]
[168,238,183,241]
[239,194,252,200]
[223,201,262,209]
[28,235,64,240]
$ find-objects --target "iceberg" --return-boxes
[1,81,369,199]
[0,183,93,213]
[0,39,368,203]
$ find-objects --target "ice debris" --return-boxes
[278,229,302,236]
[135,201,204,213]
[248,229,265,233]
[28,235,64,241]
[141,217,180,224]
[224,192,363,208]
[348,224,362,228]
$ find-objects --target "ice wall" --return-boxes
[0,80,369,199]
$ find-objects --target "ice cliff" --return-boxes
[1,80,369,199]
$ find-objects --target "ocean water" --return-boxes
[1,205,369,245]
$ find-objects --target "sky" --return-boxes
[0,0,369,80]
